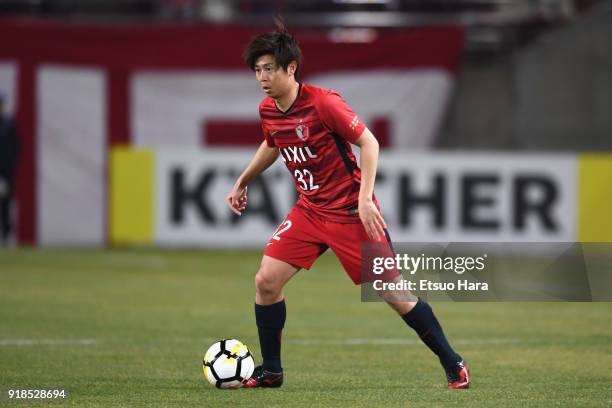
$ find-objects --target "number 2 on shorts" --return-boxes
[272,220,293,241]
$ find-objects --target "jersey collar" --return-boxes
[275,82,302,115]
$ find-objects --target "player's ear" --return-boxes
[287,61,297,76]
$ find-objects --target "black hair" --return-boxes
[243,17,302,77]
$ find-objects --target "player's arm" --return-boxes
[354,128,387,241]
[226,140,279,215]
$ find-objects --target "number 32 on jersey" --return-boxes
[294,169,319,191]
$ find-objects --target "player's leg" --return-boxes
[246,256,297,388]
[384,294,469,388]
[255,255,299,305]
[253,255,298,376]
[326,223,469,388]
[374,275,461,370]
[246,207,327,388]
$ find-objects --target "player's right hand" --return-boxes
[226,184,248,216]
[358,198,387,241]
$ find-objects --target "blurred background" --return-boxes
[0,0,611,248]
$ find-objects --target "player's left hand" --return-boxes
[358,198,387,241]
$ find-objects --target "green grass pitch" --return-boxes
[1,248,611,407]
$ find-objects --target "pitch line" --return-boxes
[0,339,97,346]
[286,337,525,346]
[199,337,526,346]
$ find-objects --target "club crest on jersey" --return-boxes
[295,123,309,141]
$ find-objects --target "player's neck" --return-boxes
[274,81,300,113]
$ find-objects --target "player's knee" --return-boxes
[386,300,417,315]
[254,268,281,296]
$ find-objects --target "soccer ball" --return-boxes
[202,339,255,389]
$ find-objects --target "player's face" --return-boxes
[253,55,294,99]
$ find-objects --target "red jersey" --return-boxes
[260,83,375,223]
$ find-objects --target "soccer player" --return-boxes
[226,22,470,389]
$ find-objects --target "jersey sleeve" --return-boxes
[262,123,276,147]
[316,90,366,144]
[259,103,276,147]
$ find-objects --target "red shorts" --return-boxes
[263,205,398,285]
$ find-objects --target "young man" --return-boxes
[226,24,470,389]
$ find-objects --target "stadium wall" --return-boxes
[438,1,612,151]
[0,19,463,246]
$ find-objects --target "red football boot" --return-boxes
[446,360,470,389]
[244,365,284,388]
